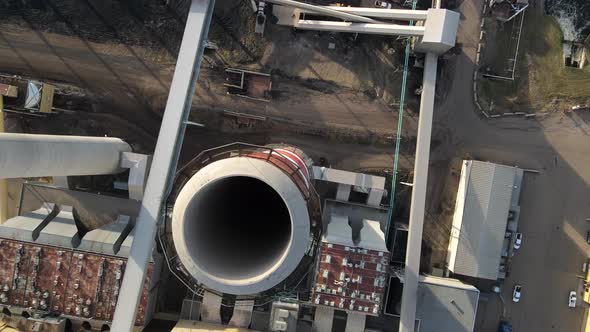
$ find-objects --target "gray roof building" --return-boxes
[416,276,480,332]
[447,160,523,280]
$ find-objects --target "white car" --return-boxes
[569,291,577,308]
[514,233,523,250]
[375,1,392,8]
[512,285,522,303]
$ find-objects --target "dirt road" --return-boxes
[0,20,408,137]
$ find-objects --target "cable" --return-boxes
[386,0,417,243]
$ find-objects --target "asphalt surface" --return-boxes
[436,0,590,331]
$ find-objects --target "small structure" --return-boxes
[415,275,480,332]
[447,160,523,280]
[312,166,385,207]
[0,83,18,98]
[490,0,528,22]
[383,274,479,332]
[563,41,587,69]
[268,301,298,331]
[0,79,55,115]
[224,68,272,101]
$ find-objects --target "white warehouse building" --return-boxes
[447,160,524,280]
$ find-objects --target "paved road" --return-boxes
[435,0,590,331]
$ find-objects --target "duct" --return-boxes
[228,299,255,328]
[201,291,222,324]
[0,133,131,179]
[295,20,425,36]
[18,183,140,232]
[299,7,429,21]
[266,0,383,23]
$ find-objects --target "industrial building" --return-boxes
[0,134,155,331]
[383,274,479,332]
[415,276,479,332]
[447,160,524,280]
[0,135,482,332]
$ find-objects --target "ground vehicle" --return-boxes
[498,320,513,332]
[586,231,590,244]
[512,285,522,303]
[514,233,523,249]
[569,291,577,308]
[374,1,392,8]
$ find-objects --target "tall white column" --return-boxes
[399,52,438,332]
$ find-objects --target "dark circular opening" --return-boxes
[82,321,92,331]
[184,176,292,280]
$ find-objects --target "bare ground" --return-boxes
[0,0,421,136]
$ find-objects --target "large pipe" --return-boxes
[0,133,131,179]
[266,0,383,24]
[172,152,311,295]
[299,7,429,21]
[295,20,425,36]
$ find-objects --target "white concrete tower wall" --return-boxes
[0,133,131,179]
[172,153,311,295]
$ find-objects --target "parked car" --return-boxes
[512,285,522,303]
[514,233,523,250]
[375,1,392,8]
[569,290,577,308]
[586,231,590,244]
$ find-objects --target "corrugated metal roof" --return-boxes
[449,160,517,280]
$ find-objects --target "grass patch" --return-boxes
[479,8,590,112]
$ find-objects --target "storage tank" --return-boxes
[171,144,315,295]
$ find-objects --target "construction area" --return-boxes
[1,0,590,332]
